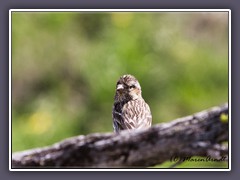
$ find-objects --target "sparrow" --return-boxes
[112,74,152,133]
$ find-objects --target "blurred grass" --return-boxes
[11,11,229,168]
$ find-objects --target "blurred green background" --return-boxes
[11,11,229,168]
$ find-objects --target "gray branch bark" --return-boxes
[12,103,229,168]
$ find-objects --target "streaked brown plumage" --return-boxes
[112,74,152,133]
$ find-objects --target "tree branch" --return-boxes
[12,103,229,168]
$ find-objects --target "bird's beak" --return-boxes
[116,84,124,91]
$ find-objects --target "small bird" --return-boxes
[112,74,152,133]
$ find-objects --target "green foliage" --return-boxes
[12,12,228,168]
[220,113,228,123]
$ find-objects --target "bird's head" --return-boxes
[114,74,142,102]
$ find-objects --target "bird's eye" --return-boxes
[129,85,136,89]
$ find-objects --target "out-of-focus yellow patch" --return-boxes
[27,112,53,134]
[111,13,133,28]
[173,41,195,62]
[220,113,228,123]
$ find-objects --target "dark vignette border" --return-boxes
[9,9,230,171]
[0,0,239,180]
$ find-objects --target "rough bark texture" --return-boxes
[12,103,229,168]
